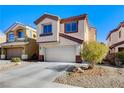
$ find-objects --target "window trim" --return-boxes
[64,21,78,33]
[42,24,52,35]
[18,31,24,38]
[8,32,15,42]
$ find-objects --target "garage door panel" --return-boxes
[7,48,22,59]
[45,46,76,62]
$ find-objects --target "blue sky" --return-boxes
[0,5,124,42]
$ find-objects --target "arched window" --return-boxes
[18,30,24,38]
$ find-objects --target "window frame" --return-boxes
[42,24,52,35]
[8,32,15,42]
[18,31,24,38]
[64,21,78,33]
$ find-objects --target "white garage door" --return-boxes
[45,46,76,62]
[7,48,22,59]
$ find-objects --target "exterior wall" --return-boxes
[109,44,124,53]
[35,14,94,62]
[83,18,89,42]
[89,27,96,41]
[107,26,124,53]
[1,39,38,60]
[107,27,124,47]
[6,25,37,42]
[36,18,60,43]
[39,36,79,47]
[36,17,90,44]
[26,28,37,39]
[6,25,26,42]
[1,45,24,60]
[60,20,85,40]
[1,24,38,60]
[38,37,81,62]
[25,38,38,59]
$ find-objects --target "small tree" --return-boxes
[81,42,108,68]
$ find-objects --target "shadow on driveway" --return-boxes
[45,65,73,72]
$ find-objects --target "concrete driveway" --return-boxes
[0,62,75,88]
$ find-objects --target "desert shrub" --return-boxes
[106,53,116,65]
[81,42,109,68]
[11,57,21,63]
[115,51,124,65]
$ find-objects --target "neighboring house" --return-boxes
[106,21,124,53]
[34,13,96,63]
[0,32,6,59]
[0,22,38,60]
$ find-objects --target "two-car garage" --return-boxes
[45,46,76,62]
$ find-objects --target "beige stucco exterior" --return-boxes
[35,13,96,62]
[1,23,38,60]
[60,20,85,40]
[37,18,60,42]
[89,27,96,42]
[107,23,124,53]
[107,27,124,46]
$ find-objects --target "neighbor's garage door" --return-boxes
[7,48,22,59]
[45,46,76,62]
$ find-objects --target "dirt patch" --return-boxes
[54,66,124,88]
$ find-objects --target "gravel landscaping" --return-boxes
[54,65,124,88]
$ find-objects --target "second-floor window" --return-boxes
[65,21,78,33]
[43,24,52,34]
[18,31,24,38]
[8,32,14,41]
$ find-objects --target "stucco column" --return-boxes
[1,48,5,59]
[39,44,45,61]
[76,45,82,63]
[21,46,28,60]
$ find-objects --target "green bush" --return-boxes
[11,57,21,63]
[81,42,109,68]
[116,51,124,64]
[106,53,116,65]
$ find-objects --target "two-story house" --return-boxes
[106,21,124,53]
[34,13,96,63]
[0,22,38,60]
